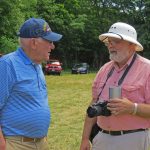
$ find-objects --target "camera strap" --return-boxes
[97,53,137,101]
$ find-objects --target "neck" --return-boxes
[22,47,41,64]
[116,60,128,68]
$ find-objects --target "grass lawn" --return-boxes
[46,72,96,150]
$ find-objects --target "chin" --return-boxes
[45,57,49,61]
[110,55,120,62]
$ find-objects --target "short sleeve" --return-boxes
[0,61,15,109]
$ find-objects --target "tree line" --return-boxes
[0,0,150,69]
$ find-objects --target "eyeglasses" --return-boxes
[104,39,122,47]
[48,41,53,44]
[36,37,53,44]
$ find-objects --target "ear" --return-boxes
[30,38,37,50]
[129,43,136,50]
[132,44,137,51]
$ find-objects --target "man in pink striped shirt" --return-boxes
[80,22,150,150]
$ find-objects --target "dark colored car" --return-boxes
[44,59,62,75]
[71,63,89,74]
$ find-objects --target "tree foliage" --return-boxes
[0,0,37,53]
[0,0,150,69]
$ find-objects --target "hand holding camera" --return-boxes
[87,86,121,118]
[87,101,111,117]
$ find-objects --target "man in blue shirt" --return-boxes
[0,18,62,150]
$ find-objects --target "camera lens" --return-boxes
[87,106,97,118]
[87,101,111,117]
[87,105,103,118]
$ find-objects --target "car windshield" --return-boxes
[75,64,82,68]
[47,60,60,65]
[74,63,87,68]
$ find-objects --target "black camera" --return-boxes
[87,101,111,118]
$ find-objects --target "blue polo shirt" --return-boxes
[0,47,50,138]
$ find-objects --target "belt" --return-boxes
[5,136,45,142]
[101,128,147,136]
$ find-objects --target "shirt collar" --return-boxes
[16,47,34,65]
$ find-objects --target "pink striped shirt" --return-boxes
[92,53,150,130]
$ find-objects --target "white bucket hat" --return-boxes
[99,22,143,51]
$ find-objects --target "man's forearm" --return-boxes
[81,115,97,140]
[136,103,150,118]
[0,127,6,150]
[0,127,4,139]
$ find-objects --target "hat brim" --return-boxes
[42,32,62,42]
[99,33,143,51]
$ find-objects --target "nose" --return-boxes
[106,43,114,50]
[49,42,55,50]
[105,41,112,48]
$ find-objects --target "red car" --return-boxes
[44,59,62,75]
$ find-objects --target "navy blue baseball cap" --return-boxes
[17,18,62,42]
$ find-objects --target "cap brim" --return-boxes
[42,32,62,42]
[99,33,143,51]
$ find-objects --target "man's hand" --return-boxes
[107,98,134,115]
[80,113,97,150]
[80,139,91,150]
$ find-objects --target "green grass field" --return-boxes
[46,72,96,150]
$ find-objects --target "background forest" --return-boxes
[0,0,150,69]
